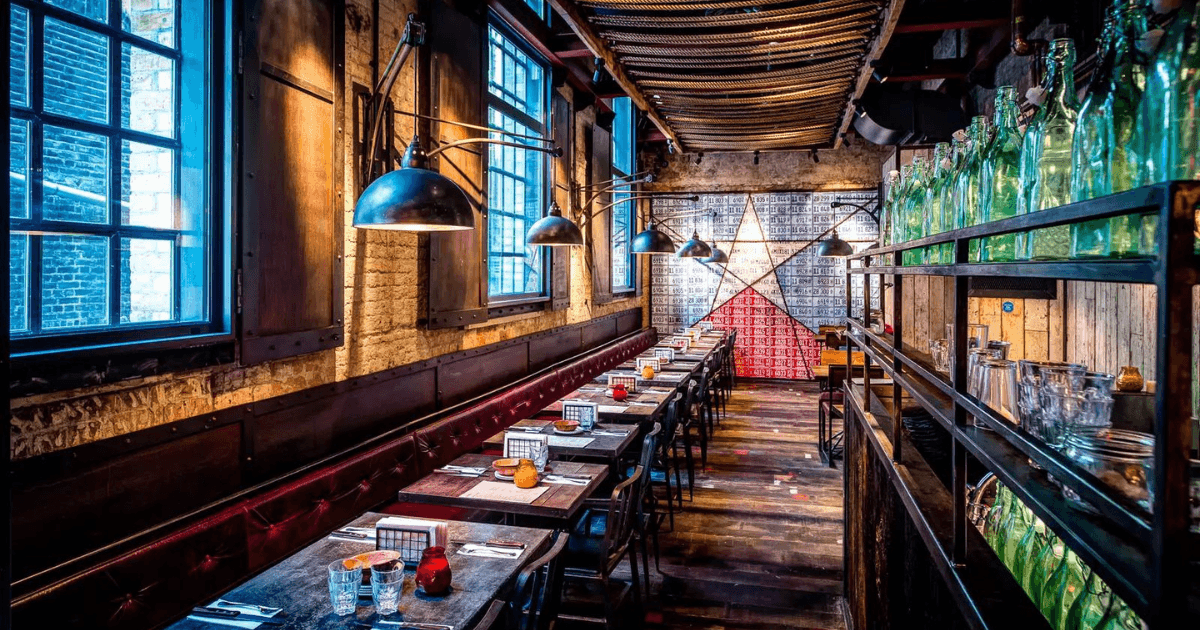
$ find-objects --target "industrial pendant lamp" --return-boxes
[353,135,475,231]
[632,220,677,254]
[816,229,855,257]
[677,230,713,258]
[526,199,583,246]
[701,244,729,263]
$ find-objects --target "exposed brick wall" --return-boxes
[10,0,647,459]
[644,143,892,194]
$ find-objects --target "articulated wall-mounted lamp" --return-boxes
[354,15,562,232]
[815,199,881,257]
[524,172,689,248]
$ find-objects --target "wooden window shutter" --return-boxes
[589,124,613,304]
[238,0,344,365]
[550,92,572,311]
[426,0,488,329]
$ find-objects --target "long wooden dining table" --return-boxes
[165,513,553,630]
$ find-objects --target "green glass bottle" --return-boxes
[1066,570,1115,630]
[1026,529,1065,609]
[984,483,1010,551]
[1000,494,1033,569]
[1074,1,1151,259]
[1096,600,1143,630]
[905,157,930,243]
[980,87,1024,261]
[1010,516,1045,596]
[925,143,953,263]
[955,117,990,231]
[1040,550,1089,630]
[942,133,968,261]
[894,164,914,246]
[1019,39,1080,261]
[881,169,900,247]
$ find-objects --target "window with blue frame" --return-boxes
[524,0,546,19]
[486,23,549,299]
[610,97,635,293]
[9,0,220,350]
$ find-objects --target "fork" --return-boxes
[215,599,282,616]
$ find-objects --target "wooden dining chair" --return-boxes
[677,380,702,500]
[561,467,644,630]
[508,532,569,630]
[471,599,509,630]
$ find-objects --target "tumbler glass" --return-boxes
[929,339,950,373]
[530,439,550,473]
[328,560,361,616]
[976,358,1018,425]
[371,562,405,615]
[1016,361,1086,449]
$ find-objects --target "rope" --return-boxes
[638,69,858,92]
[611,32,870,57]
[590,0,879,27]
[599,11,879,45]
[579,0,827,10]
[632,59,860,84]
[622,41,867,69]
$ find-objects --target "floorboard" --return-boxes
[562,380,846,630]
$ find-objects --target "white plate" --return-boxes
[494,471,515,481]
[553,427,583,435]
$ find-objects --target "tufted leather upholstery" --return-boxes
[11,328,656,630]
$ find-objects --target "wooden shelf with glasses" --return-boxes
[839,181,1199,627]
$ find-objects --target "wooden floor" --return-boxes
[564,380,846,630]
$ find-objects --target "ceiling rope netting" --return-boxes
[569,0,891,151]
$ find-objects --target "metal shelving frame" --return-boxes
[841,181,1199,628]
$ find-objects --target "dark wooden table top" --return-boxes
[541,385,673,424]
[591,368,692,390]
[165,512,552,630]
[396,453,608,521]
[482,419,639,461]
[616,355,703,373]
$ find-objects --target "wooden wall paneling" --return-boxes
[1116,283,1132,370]
[427,0,488,328]
[437,343,530,407]
[616,309,641,335]
[580,316,617,350]
[1141,285,1157,380]
[1001,297,1025,360]
[528,328,582,370]
[1024,298,1049,362]
[1094,283,1112,372]
[239,0,345,364]
[902,277,915,352]
[1049,281,1065,362]
[337,369,439,446]
[927,276,946,353]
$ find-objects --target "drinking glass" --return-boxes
[1061,428,1154,514]
[371,563,405,615]
[1017,361,1086,450]
[976,359,1018,425]
[530,440,550,473]
[929,339,950,373]
[328,560,361,616]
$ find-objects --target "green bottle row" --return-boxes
[984,483,1144,629]
[881,0,1200,263]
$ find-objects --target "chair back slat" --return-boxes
[599,466,642,574]
[510,533,569,630]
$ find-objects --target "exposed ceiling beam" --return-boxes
[834,0,907,149]
[554,41,593,58]
[547,0,684,150]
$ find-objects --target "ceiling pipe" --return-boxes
[1011,0,1033,56]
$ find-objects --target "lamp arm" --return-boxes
[582,179,648,209]
[579,195,698,228]
[366,42,414,181]
[425,138,563,160]
[576,170,653,191]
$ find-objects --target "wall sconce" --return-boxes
[353,14,562,231]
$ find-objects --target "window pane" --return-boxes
[121,238,173,323]
[123,0,176,48]
[123,43,176,137]
[43,125,110,224]
[11,233,29,333]
[44,18,110,124]
[612,97,634,175]
[487,107,545,297]
[122,140,176,228]
[47,0,108,23]
[11,119,29,219]
[612,189,632,290]
[11,5,29,107]
[524,0,545,19]
[488,26,544,121]
[41,233,110,330]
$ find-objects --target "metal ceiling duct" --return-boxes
[852,87,969,146]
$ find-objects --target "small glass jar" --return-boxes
[929,339,950,373]
[415,546,452,596]
[1061,428,1154,513]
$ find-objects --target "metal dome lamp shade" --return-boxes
[525,200,583,246]
[701,244,728,264]
[632,220,677,254]
[677,231,713,258]
[816,229,855,257]
[353,135,475,231]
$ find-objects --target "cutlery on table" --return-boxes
[544,476,588,486]
[190,607,284,626]
[457,544,522,558]
[483,539,525,549]
[374,622,455,630]
[330,529,370,540]
[215,599,284,616]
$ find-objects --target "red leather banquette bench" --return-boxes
[11,329,656,630]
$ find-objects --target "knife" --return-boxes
[191,607,285,626]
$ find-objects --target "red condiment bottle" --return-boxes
[611,383,628,402]
[415,546,452,596]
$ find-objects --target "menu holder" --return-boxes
[699,321,714,331]
[562,400,599,430]
[608,374,638,393]
[374,517,448,566]
[673,337,691,353]
[504,432,549,459]
[636,357,661,372]
[653,347,675,363]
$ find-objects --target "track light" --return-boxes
[811,149,820,163]
[696,152,703,165]
[753,151,760,165]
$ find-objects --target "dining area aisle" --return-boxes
[626,381,847,630]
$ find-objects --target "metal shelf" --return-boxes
[838,181,1199,627]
